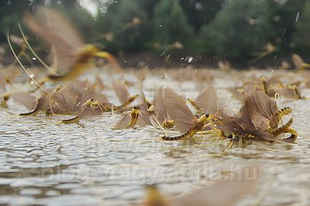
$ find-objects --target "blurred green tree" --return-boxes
[269,0,306,51]
[292,0,310,51]
[180,0,223,33]
[136,0,159,19]
[94,0,150,54]
[200,0,276,61]
[0,1,29,42]
[152,0,194,50]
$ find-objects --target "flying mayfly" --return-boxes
[2,6,120,99]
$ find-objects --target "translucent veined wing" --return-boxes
[137,89,151,126]
[154,86,168,123]
[11,92,37,110]
[112,79,130,104]
[196,86,218,115]
[80,90,109,106]
[163,88,196,133]
[238,105,274,140]
[113,113,131,129]
[23,6,84,74]
[292,54,304,70]
[245,91,278,129]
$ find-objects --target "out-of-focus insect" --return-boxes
[18,85,65,116]
[250,43,277,63]
[61,98,105,124]
[22,6,120,83]
[10,92,37,111]
[111,79,139,109]
[20,93,48,116]
[279,61,290,70]
[292,54,310,71]
[144,185,170,206]
[161,88,213,140]
[144,165,258,206]
[218,60,232,71]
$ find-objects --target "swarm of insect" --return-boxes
[0,5,301,152]
[229,75,303,100]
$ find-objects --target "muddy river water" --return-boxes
[0,69,310,206]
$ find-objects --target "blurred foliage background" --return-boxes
[0,0,309,67]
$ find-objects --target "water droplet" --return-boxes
[295,12,300,22]
[188,56,193,63]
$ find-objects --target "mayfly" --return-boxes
[152,86,174,129]
[292,54,310,71]
[113,106,146,129]
[61,98,105,125]
[245,91,297,142]
[111,79,139,110]
[22,6,120,83]
[113,87,151,129]
[18,85,65,116]
[249,43,277,63]
[161,88,213,140]
[217,91,297,148]
[144,166,258,206]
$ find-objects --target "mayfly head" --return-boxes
[133,106,140,111]
[148,105,155,113]
[198,113,212,124]
[82,98,95,108]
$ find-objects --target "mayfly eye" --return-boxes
[205,114,210,118]
[134,106,140,109]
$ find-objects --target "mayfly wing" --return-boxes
[198,86,218,115]
[153,86,168,123]
[80,90,109,106]
[245,91,278,129]
[171,166,259,206]
[23,6,83,75]
[113,113,132,129]
[292,54,304,70]
[11,92,37,110]
[163,88,196,133]
[112,79,130,104]
[20,94,47,116]
[137,89,151,126]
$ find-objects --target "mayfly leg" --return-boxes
[7,30,47,93]
[18,24,58,75]
[151,116,168,137]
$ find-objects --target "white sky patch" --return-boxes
[79,0,100,17]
